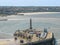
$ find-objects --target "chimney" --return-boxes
[30,19,32,29]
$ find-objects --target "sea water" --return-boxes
[0,13,60,44]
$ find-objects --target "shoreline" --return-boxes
[0,38,16,45]
[17,12,60,15]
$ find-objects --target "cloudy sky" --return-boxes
[0,0,60,6]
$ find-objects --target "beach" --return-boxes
[17,12,60,15]
[0,39,20,45]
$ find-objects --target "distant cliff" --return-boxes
[0,6,60,15]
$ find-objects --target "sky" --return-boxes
[0,0,60,6]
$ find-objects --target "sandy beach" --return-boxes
[0,33,15,45]
[17,12,60,15]
[0,39,19,45]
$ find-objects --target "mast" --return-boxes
[30,19,32,29]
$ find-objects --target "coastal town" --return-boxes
[0,6,60,16]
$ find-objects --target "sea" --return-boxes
[0,13,60,45]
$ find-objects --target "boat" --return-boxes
[13,19,55,45]
[0,16,8,21]
[0,18,7,21]
[17,14,24,16]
